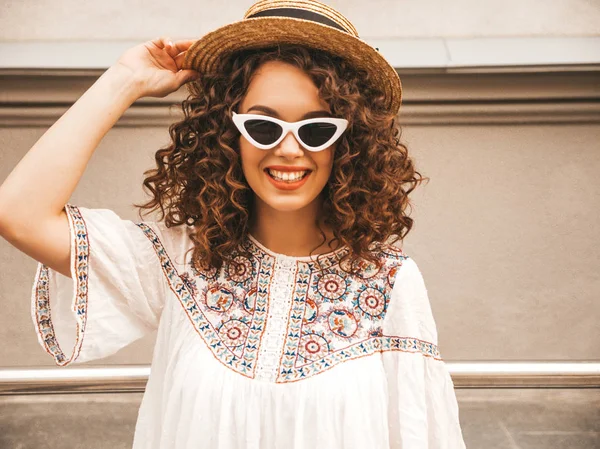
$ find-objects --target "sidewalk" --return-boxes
[1,388,598,448]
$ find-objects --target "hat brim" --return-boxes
[182,16,402,114]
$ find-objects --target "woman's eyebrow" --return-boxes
[302,110,333,119]
[247,105,333,119]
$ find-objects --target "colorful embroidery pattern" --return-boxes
[274,244,440,382]
[137,224,270,378]
[31,204,442,377]
[135,227,443,383]
[33,203,90,366]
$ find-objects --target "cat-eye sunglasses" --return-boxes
[232,112,348,152]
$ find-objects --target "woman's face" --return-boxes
[237,60,336,213]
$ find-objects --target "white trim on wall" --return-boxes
[0,37,600,70]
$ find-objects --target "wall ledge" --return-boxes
[1,67,599,125]
[1,37,599,70]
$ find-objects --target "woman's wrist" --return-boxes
[104,63,145,105]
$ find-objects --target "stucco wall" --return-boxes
[1,0,599,41]
[0,0,599,369]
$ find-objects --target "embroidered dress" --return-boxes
[31,204,467,449]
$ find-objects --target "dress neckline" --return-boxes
[247,232,349,262]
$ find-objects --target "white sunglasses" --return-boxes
[232,112,348,152]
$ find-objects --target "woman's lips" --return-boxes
[264,169,312,191]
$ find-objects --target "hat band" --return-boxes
[246,7,348,33]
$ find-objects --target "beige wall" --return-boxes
[1,73,599,367]
[0,0,599,369]
[0,126,165,367]
[1,0,599,40]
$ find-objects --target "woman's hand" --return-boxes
[114,36,201,99]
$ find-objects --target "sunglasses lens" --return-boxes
[298,123,338,148]
[244,119,283,145]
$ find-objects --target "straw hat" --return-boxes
[181,0,402,115]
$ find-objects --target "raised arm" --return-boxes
[0,37,200,278]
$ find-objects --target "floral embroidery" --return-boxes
[386,265,399,287]
[355,286,387,318]
[33,204,90,366]
[180,272,199,297]
[227,255,255,283]
[243,287,257,313]
[328,308,359,338]
[317,273,348,300]
[133,224,269,377]
[340,257,381,279]
[205,284,235,312]
[218,318,251,348]
[31,205,441,376]
[298,332,331,362]
[134,226,443,383]
[303,298,318,324]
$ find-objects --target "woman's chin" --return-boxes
[253,190,320,213]
[264,197,311,212]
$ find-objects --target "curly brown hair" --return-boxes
[133,44,428,276]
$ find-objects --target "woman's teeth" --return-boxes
[267,169,309,182]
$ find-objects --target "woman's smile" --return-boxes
[264,167,313,190]
[238,60,335,211]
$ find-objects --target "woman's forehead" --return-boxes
[241,61,329,117]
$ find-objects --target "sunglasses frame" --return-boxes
[232,112,349,152]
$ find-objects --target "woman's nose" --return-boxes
[275,131,304,157]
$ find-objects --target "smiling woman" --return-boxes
[0,0,466,448]
[137,44,425,269]
[237,60,340,247]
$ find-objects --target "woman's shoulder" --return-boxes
[135,219,190,242]
[134,220,195,265]
[374,236,408,263]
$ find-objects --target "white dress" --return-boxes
[31,204,467,449]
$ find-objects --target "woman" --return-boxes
[0,0,467,448]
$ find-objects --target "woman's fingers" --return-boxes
[151,37,196,50]
[151,36,171,49]
[173,39,197,50]
[168,39,197,54]
[164,42,179,59]
[174,52,187,69]
[148,37,198,70]
[170,39,198,69]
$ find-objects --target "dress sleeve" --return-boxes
[382,256,467,449]
[31,203,168,366]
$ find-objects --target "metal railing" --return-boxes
[1,362,599,395]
